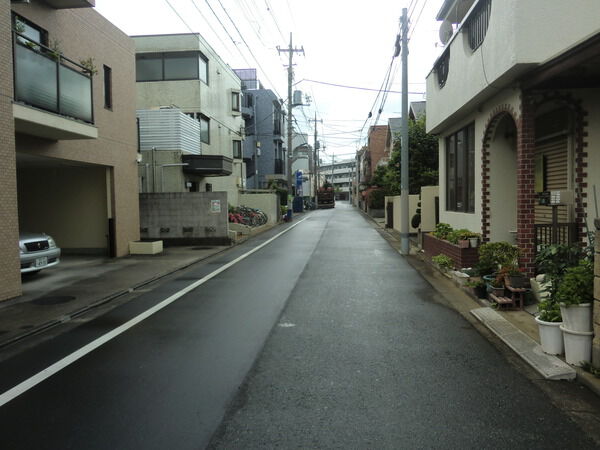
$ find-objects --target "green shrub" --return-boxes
[478,242,520,272]
[368,189,386,209]
[432,223,453,240]
[432,254,454,270]
[554,260,594,306]
[537,299,562,322]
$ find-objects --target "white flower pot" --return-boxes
[560,325,593,367]
[559,303,592,332]
[535,317,564,355]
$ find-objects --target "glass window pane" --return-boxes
[456,130,465,211]
[200,117,210,144]
[467,124,475,212]
[446,136,455,211]
[136,55,162,81]
[199,56,208,83]
[164,53,198,80]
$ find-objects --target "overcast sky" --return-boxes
[95,0,444,161]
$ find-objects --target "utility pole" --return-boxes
[277,33,304,216]
[309,112,323,206]
[400,8,410,255]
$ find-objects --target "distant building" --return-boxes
[234,68,286,190]
[320,159,356,201]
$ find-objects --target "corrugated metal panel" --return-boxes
[535,136,569,224]
[137,108,201,155]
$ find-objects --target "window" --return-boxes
[103,65,112,109]
[232,91,240,112]
[199,114,210,144]
[136,51,208,83]
[13,14,47,47]
[446,123,475,212]
[466,0,492,51]
[233,140,242,159]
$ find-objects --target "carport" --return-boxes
[16,152,115,257]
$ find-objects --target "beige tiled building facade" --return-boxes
[1,0,139,302]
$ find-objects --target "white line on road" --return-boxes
[0,217,310,408]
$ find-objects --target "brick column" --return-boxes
[516,94,536,277]
[593,232,600,368]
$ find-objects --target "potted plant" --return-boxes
[555,260,594,332]
[504,265,527,289]
[535,299,564,355]
[467,232,481,248]
[464,278,486,298]
[488,274,505,298]
[554,260,594,366]
[432,223,453,241]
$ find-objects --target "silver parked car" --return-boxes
[19,232,61,274]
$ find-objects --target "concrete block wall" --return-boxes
[139,192,229,244]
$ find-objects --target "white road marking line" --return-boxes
[0,217,309,408]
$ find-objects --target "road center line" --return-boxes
[0,216,310,408]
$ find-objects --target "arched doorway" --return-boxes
[487,114,518,243]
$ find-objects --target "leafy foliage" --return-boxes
[432,254,454,270]
[372,116,438,194]
[537,299,562,322]
[477,242,520,274]
[368,189,386,209]
[432,223,453,240]
[554,260,594,306]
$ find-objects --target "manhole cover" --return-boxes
[32,296,76,306]
[191,247,211,250]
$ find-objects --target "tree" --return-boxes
[375,116,438,195]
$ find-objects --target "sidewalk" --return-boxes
[364,211,600,396]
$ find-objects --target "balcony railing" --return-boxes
[13,31,94,124]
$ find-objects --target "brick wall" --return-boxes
[423,234,479,269]
[367,125,388,179]
[0,1,21,301]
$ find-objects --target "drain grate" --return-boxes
[32,295,76,306]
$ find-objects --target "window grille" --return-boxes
[466,0,492,51]
[435,50,450,88]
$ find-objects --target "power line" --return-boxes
[297,79,424,95]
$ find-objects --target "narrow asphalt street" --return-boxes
[0,203,598,449]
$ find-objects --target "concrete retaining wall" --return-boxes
[239,192,279,225]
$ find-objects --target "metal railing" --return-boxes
[534,222,578,251]
[13,30,94,124]
[466,0,492,51]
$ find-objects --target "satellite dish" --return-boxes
[439,20,453,45]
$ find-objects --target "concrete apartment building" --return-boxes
[1,0,139,302]
[320,158,356,201]
[134,33,245,206]
[234,69,286,190]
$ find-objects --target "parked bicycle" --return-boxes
[228,205,268,227]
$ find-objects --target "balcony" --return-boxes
[182,155,233,177]
[13,31,97,140]
[426,0,600,133]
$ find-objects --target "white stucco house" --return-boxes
[426,0,600,276]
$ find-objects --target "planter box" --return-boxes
[423,233,479,269]
[129,240,163,255]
